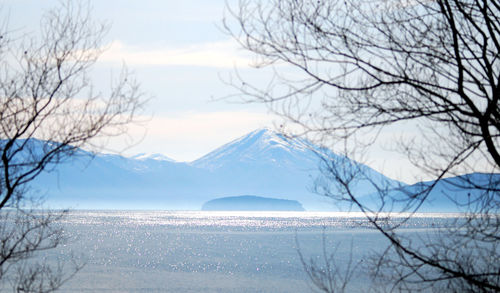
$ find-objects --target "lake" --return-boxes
[31,211,459,292]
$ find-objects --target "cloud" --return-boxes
[98,40,253,68]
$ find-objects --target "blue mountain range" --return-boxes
[25,128,498,211]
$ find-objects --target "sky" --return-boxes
[89,0,280,160]
[1,0,279,159]
[0,0,426,183]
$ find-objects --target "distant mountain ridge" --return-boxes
[385,173,500,212]
[23,128,497,211]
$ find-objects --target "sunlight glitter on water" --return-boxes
[60,210,463,231]
[39,210,468,292]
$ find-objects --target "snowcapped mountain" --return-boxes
[191,128,318,170]
[186,128,405,210]
[130,153,176,162]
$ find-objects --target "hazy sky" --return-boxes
[1,0,427,183]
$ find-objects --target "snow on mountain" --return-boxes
[191,128,319,170]
[191,128,403,194]
[130,153,176,162]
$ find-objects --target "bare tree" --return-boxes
[226,0,499,291]
[0,1,142,292]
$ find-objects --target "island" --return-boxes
[201,195,305,211]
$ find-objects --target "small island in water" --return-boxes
[201,195,305,211]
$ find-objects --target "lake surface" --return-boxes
[38,211,459,292]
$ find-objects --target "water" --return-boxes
[34,211,459,292]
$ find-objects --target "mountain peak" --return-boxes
[249,127,274,135]
[238,127,279,142]
[190,128,316,170]
[130,153,175,162]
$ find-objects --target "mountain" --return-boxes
[192,128,318,170]
[201,195,305,211]
[384,173,500,212]
[25,128,493,211]
[130,153,176,162]
[33,151,208,210]
[188,128,404,210]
